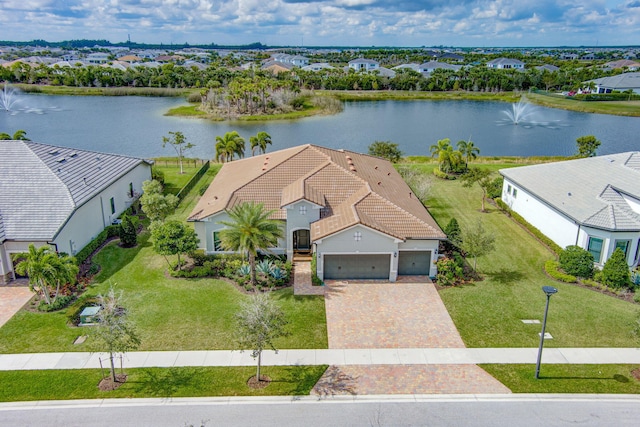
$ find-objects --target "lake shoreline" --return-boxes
[10,84,640,118]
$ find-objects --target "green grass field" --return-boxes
[423,163,640,348]
[0,365,327,401]
[527,93,640,117]
[481,364,640,393]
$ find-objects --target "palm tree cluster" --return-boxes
[429,138,480,174]
[218,202,284,288]
[13,244,78,306]
[215,131,272,162]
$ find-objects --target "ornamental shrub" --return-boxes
[544,260,577,283]
[443,218,461,248]
[559,245,594,278]
[436,256,464,286]
[601,248,631,289]
[119,214,137,247]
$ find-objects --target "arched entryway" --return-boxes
[293,229,311,254]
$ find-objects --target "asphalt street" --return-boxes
[1,395,639,427]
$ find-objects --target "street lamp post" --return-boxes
[535,285,558,379]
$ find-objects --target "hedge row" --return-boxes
[544,260,577,283]
[573,93,640,102]
[75,225,120,265]
[495,198,563,255]
[176,160,210,201]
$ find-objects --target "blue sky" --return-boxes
[1,0,639,46]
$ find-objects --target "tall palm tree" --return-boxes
[13,245,59,305]
[429,138,462,173]
[457,139,480,170]
[250,131,272,156]
[50,253,79,304]
[218,202,284,288]
[215,131,245,162]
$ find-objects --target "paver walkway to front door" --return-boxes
[319,280,510,395]
[324,281,465,349]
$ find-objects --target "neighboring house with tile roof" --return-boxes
[500,153,640,267]
[189,145,445,281]
[0,140,152,284]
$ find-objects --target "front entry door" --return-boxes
[293,229,310,251]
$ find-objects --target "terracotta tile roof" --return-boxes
[189,144,445,241]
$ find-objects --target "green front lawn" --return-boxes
[0,365,327,401]
[0,233,327,353]
[482,364,640,393]
[424,164,640,348]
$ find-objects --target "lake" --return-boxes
[1,93,638,159]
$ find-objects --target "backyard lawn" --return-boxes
[423,163,640,348]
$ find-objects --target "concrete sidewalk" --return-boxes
[1,347,640,371]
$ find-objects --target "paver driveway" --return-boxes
[0,286,32,328]
[324,280,465,349]
[320,279,511,395]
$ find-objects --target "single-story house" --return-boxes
[500,152,640,268]
[418,61,462,74]
[301,63,335,72]
[189,145,445,281]
[487,58,525,70]
[588,72,640,94]
[603,60,640,71]
[0,141,152,284]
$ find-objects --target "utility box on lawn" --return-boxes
[79,306,101,326]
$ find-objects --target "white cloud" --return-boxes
[0,0,637,46]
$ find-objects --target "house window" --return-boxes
[587,237,604,263]
[354,231,362,241]
[614,240,631,258]
[507,184,512,195]
[635,239,640,263]
[110,197,115,214]
[299,205,307,215]
[129,182,134,198]
[512,188,518,198]
[213,231,222,252]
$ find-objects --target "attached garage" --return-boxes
[398,251,432,275]
[324,254,391,280]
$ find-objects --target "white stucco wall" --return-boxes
[194,210,286,256]
[284,200,320,259]
[316,225,398,281]
[504,179,640,267]
[502,179,579,249]
[53,163,151,255]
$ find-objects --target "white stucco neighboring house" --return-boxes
[348,58,380,72]
[588,72,640,94]
[486,58,525,70]
[0,141,152,284]
[188,145,445,281]
[500,152,640,268]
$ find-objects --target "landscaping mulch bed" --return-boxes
[98,374,128,391]
[247,375,271,389]
[632,368,640,382]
